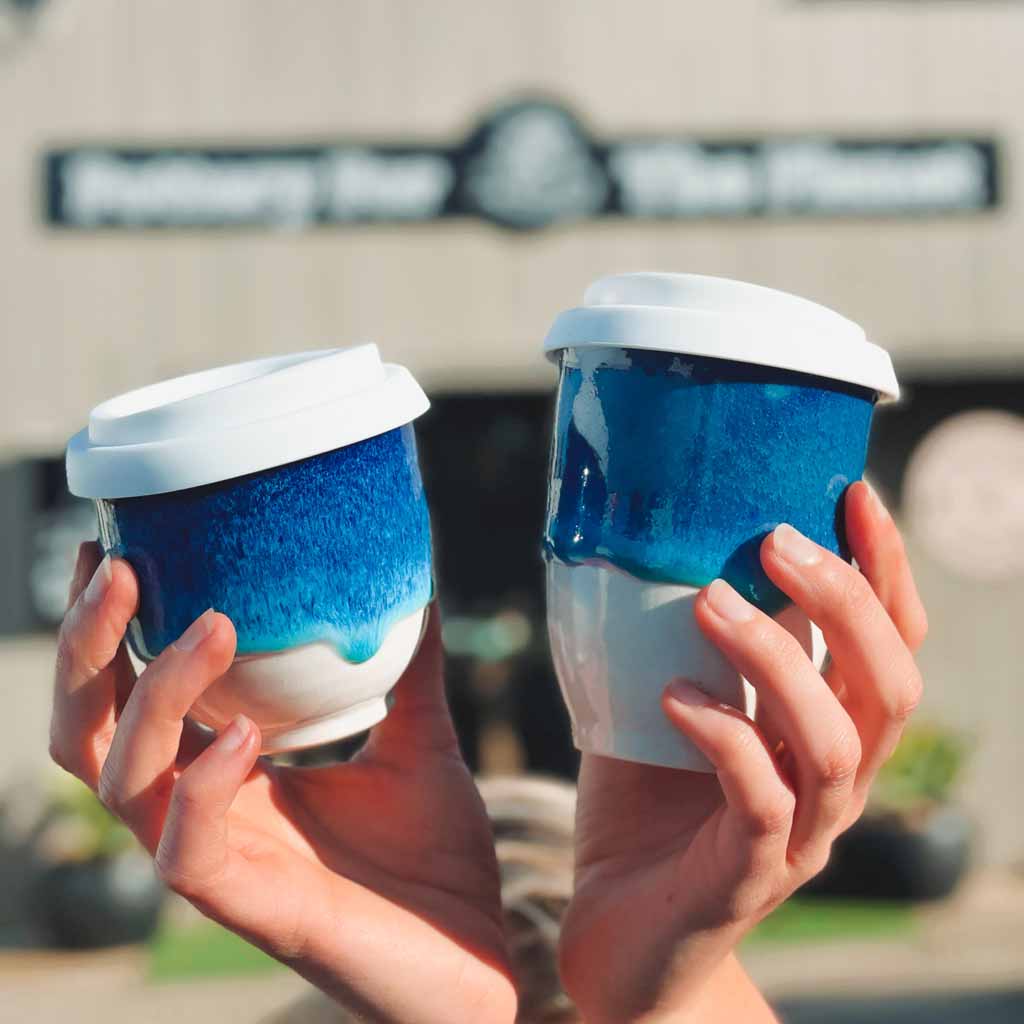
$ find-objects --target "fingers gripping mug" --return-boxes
[542,273,899,771]
[66,344,433,754]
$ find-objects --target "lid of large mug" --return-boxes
[543,272,899,400]
[67,344,429,498]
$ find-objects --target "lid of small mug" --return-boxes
[543,272,899,400]
[67,344,429,499]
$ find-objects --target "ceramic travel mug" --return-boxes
[542,273,899,771]
[66,344,432,754]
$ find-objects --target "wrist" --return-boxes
[635,954,777,1024]
[562,934,774,1024]
[267,896,518,1024]
[665,954,778,1024]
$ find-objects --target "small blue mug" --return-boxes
[67,345,432,753]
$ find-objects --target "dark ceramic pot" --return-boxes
[33,853,165,949]
[804,805,973,902]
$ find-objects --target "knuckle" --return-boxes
[47,735,73,775]
[154,843,221,906]
[889,671,924,722]
[131,675,176,723]
[746,788,796,839]
[153,849,200,897]
[767,628,810,675]
[54,627,80,679]
[902,601,929,651]
[721,717,765,764]
[839,792,869,833]
[745,621,809,679]
[794,843,833,883]
[815,729,862,789]
[915,609,930,643]
[55,619,103,684]
[835,569,878,623]
[724,876,779,924]
[748,622,778,650]
[170,775,206,817]
[96,767,123,817]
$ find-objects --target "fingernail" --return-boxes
[83,555,113,606]
[218,714,252,753]
[705,578,755,623]
[772,523,822,567]
[174,609,215,652]
[666,678,714,707]
[863,480,891,521]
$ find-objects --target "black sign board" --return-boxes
[44,99,1000,231]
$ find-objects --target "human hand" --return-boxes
[559,481,928,1023]
[49,543,516,1024]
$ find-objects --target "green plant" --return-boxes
[46,774,136,861]
[149,918,282,981]
[871,721,972,812]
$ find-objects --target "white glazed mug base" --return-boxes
[128,606,427,756]
[547,561,825,772]
[255,696,390,755]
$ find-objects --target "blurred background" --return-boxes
[1,1,1022,1021]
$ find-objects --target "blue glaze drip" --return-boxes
[543,347,876,613]
[97,424,432,663]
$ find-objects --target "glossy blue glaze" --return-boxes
[97,424,432,663]
[543,347,876,613]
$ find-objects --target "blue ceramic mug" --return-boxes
[67,345,433,754]
[542,274,899,770]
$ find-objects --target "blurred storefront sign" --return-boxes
[43,100,999,231]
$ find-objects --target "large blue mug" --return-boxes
[542,274,899,770]
[66,345,433,754]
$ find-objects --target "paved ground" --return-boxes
[1,870,1021,1023]
[0,949,310,1024]
[777,989,1024,1024]
[746,869,1024,1000]
[752,869,1024,1023]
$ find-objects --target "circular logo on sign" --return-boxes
[904,409,1024,581]
[461,101,608,229]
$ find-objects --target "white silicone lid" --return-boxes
[67,344,430,499]
[543,273,899,400]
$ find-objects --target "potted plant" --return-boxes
[805,721,974,902]
[32,775,165,948]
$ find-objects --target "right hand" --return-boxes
[559,482,928,1022]
[50,542,517,1024]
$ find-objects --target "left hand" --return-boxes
[558,481,928,1023]
[49,545,516,1024]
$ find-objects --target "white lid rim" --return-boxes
[543,304,899,400]
[67,359,429,499]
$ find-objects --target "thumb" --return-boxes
[154,714,261,902]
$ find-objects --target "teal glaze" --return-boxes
[543,347,877,613]
[97,424,432,664]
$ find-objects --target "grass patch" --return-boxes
[746,896,916,946]
[148,918,283,982]
[148,898,915,982]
